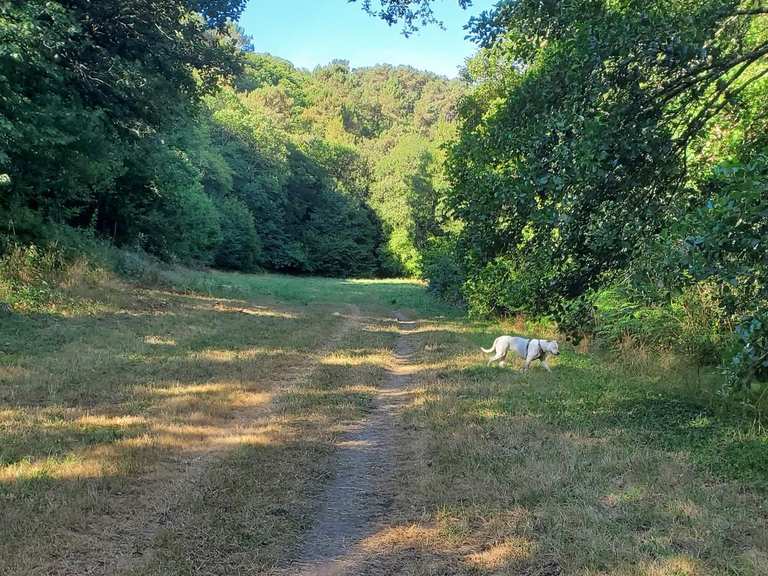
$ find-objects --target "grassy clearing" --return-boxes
[2,267,767,575]
[0,270,400,575]
[360,317,768,575]
[160,268,457,317]
[124,314,396,575]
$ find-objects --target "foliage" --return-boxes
[729,314,768,393]
[427,0,768,392]
[214,196,261,271]
[0,0,243,236]
[1,0,463,279]
[352,0,472,35]
[370,133,443,276]
[421,235,465,306]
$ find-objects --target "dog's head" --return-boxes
[547,340,560,355]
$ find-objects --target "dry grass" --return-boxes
[0,275,398,575]
[2,269,767,575]
[352,317,768,576]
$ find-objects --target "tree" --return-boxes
[445,0,768,316]
[370,133,443,276]
[1,0,246,248]
[351,0,472,35]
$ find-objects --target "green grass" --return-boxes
[371,318,768,575]
[457,326,768,489]
[161,268,459,317]
[1,264,767,575]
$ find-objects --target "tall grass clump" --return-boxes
[0,226,174,312]
[590,280,731,364]
[0,241,114,312]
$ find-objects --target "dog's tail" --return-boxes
[480,344,495,354]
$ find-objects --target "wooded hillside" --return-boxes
[1,1,462,277]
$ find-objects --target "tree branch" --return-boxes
[732,8,768,16]
[675,61,768,148]
[651,41,768,106]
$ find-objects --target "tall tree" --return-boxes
[447,0,768,314]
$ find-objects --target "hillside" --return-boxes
[1,4,463,277]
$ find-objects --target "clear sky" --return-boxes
[239,0,498,78]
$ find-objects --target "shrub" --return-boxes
[214,196,261,271]
[587,279,730,364]
[463,256,541,318]
[553,294,595,344]
[0,243,106,310]
[725,313,768,397]
[422,236,465,306]
[114,249,168,287]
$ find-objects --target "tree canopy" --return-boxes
[1,1,463,277]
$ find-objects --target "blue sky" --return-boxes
[239,0,498,78]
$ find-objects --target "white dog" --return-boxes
[481,336,559,371]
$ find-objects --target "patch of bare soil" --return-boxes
[286,312,416,576]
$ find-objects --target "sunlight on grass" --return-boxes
[73,414,148,428]
[645,555,705,576]
[207,301,299,319]
[189,347,288,362]
[465,537,536,570]
[0,454,108,482]
[149,382,244,397]
[601,485,647,508]
[143,335,177,346]
[321,350,392,367]
[343,278,425,286]
[361,523,441,551]
[3,269,767,575]
[140,421,281,451]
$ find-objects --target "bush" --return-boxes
[586,280,730,363]
[422,236,465,306]
[214,196,261,271]
[0,242,108,310]
[463,256,541,318]
[726,314,768,396]
[114,249,168,287]
[553,294,595,344]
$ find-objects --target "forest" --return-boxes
[2,0,767,394]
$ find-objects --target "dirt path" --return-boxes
[50,306,361,576]
[287,312,416,576]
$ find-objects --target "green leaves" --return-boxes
[444,0,758,312]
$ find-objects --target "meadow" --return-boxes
[1,268,766,575]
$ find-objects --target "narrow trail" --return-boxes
[288,312,416,576]
[52,305,361,576]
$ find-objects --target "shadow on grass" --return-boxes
[0,287,401,575]
[442,357,768,490]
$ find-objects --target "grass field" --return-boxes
[1,269,766,575]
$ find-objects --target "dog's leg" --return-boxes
[538,352,551,372]
[488,351,505,366]
[524,352,540,372]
